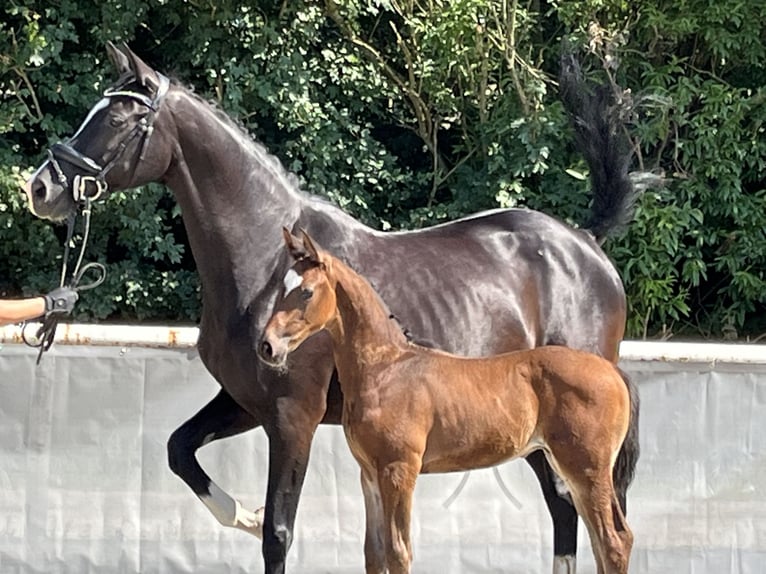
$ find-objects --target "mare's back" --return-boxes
[345,208,624,358]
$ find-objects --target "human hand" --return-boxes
[43,287,79,316]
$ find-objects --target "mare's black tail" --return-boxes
[613,367,640,515]
[559,53,641,243]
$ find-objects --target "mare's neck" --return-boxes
[162,89,303,313]
[327,259,409,391]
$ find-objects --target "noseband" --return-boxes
[46,73,170,203]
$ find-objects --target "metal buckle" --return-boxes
[72,174,107,202]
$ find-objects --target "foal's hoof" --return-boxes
[235,502,265,539]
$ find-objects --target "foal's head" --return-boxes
[259,228,337,368]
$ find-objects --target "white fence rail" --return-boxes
[0,325,764,573]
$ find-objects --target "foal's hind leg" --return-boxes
[561,469,633,574]
[167,389,264,536]
[526,451,579,573]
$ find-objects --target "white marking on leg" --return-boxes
[200,482,236,525]
[283,269,302,294]
[235,504,264,539]
[199,482,264,539]
[553,554,576,574]
[554,473,571,498]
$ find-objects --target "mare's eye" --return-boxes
[301,289,313,301]
[109,115,125,128]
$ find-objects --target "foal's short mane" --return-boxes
[388,312,436,348]
[329,255,423,348]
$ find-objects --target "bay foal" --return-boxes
[260,229,635,574]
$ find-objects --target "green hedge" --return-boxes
[1,1,764,338]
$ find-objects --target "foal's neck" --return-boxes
[328,259,409,381]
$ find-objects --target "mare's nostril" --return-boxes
[32,180,47,201]
[260,341,273,360]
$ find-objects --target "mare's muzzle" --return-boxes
[47,142,108,203]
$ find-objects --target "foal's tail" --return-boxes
[613,367,640,515]
[559,53,644,244]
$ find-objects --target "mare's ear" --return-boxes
[120,42,161,91]
[106,41,131,76]
[300,229,328,268]
[282,227,308,261]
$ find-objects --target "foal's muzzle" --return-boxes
[258,335,289,368]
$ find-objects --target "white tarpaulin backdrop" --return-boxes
[0,328,764,573]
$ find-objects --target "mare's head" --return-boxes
[24,42,174,221]
[259,228,337,368]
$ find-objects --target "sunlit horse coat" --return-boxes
[23,43,640,574]
[260,229,636,574]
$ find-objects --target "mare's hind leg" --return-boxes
[167,389,264,537]
[526,451,579,574]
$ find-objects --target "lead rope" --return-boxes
[22,198,106,364]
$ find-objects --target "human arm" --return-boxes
[0,297,46,326]
[0,287,79,327]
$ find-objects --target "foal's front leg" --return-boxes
[167,389,265,536]
[378,459,421,574]
[360,469,386,574]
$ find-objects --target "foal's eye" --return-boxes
[300,289,313,301]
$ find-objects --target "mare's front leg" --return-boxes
[167,389,264,536]
[526,450,579,574]
[261,341,337,574]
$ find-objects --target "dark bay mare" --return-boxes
[23,43,640,573]
[260,229,635,574]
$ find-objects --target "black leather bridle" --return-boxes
[46,72,170,203]
[24,73,171,363]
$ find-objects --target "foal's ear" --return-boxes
[282,227,308,261]
[300,229,326,267]
[106,41,131,76]
[120,42,161,91]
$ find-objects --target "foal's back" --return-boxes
[366,344,628,475]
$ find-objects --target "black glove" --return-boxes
[43,286,79,316]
